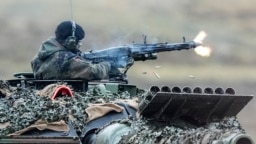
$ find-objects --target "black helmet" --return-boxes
[55,21,85,41]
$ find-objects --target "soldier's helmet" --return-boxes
[55,21,85,50]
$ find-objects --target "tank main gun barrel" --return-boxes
[115,117,255,144]
[113,117,256,144]
[213,133,255,144]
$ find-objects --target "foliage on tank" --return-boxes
[0,80,143,136]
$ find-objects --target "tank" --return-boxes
[0,36,255,144]
[0,71,254,144]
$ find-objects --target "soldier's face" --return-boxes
[77,41,82,49]
[63,39,82,51]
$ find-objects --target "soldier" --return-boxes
[31,21,117,80]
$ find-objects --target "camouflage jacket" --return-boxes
[31,37,111,80]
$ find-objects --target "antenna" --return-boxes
[69,0,74,20]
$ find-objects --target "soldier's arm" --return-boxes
[63,56,111,80]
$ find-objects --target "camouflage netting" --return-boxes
[118,117,245,144]
[0,80,248,143]
[0,80,143,136]
[0,80,12,98]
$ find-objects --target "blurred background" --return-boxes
[0,0,255,138]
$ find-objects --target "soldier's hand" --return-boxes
[109,64,121,78]
[115,56,134,69]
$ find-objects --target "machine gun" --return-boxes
[82,36,201,82]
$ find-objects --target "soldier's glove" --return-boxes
[109,64,122,78]
[109,56,134,74]
[116,56,134,69]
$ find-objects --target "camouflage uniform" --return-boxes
[31,37,111,80]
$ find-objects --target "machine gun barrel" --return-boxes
[130,40,200,61]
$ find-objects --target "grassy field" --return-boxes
[0,0,256,139]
